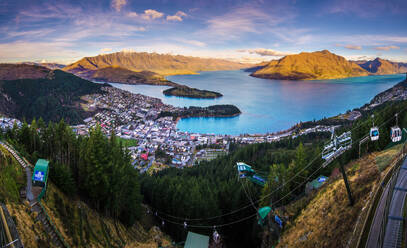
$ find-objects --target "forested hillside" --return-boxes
[142,98,407,247]
[0,69,105,124]
[3,119,142,226]
[141,132,329,247]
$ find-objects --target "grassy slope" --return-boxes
[251,50,369,80]
[276,144,404,248]
[41,183,173,248]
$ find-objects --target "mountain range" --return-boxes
[250,50,407,80]
[355,58,407,74]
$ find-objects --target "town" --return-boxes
[1,86,336,174]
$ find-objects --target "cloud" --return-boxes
[167,15,182,21]
[173,38,206,47]
[196,4,304,44]
[111,0,127,12]
[100,48,112,53]
[326,0,407,18]
[167,11,187,21]
[237,48,292,57]
[374,45,400,51]
[337,35,407,46]
[167,11,188,22]
[121,48,136,53]
[127,11,138,18]
[0,41,84,63]
[141,9,164,20]
[6,29,55,39]
[201,6,288,40]
[336,44,362,50]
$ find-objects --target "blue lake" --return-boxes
[112,70,405,135]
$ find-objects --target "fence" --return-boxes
[357,144,407,248]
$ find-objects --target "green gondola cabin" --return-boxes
[32,159,49,187]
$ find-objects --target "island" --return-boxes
[163,86,223,99]
[158,104,241,119]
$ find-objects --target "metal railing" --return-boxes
[37,200,71,248]
[357,144,407,248]
[1,140,70,248]
[378,145,406,247]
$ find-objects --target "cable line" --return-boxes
[152,102,407,223]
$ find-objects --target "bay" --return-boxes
[112,70,405,135]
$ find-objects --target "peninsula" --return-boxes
[163,86,222,99]
[159,104,241,119]
[250,50,368,80]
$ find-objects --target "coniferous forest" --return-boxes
[2,119,142,226]
[2,100,407,247]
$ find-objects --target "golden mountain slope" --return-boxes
[64,51,249,76]
[0,64,50,80]
[251,50,369,80]
[358,58,407,75]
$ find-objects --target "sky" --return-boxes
[1,0,407,64]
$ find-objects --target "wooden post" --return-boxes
[339,163,354,206]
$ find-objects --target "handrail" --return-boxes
[356,144,406,248]
[0,205,14,248]
[378,145,405,247]
[38,200,71,248]
[0,140,70,248]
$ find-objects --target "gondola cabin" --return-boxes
[236,162,255,178]
[249,174,266,186]
[32,159,49,187]
[391,126,402,143]
[370,127,379,141]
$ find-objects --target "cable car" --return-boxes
[32,159,49,187]
[249,174,266,187]
[370,127,379,141]
[236,162,255,178]
[391,127,401,142]
[258,206,272,226]
[321,129,352,165]
[370,115,379,141]
[390,113,402,143]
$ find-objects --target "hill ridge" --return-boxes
[251,50,368,80]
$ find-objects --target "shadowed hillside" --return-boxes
[0,66,105,124]
[0,64,50,80]
[357,58,407,75]
[81,66,179,86]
